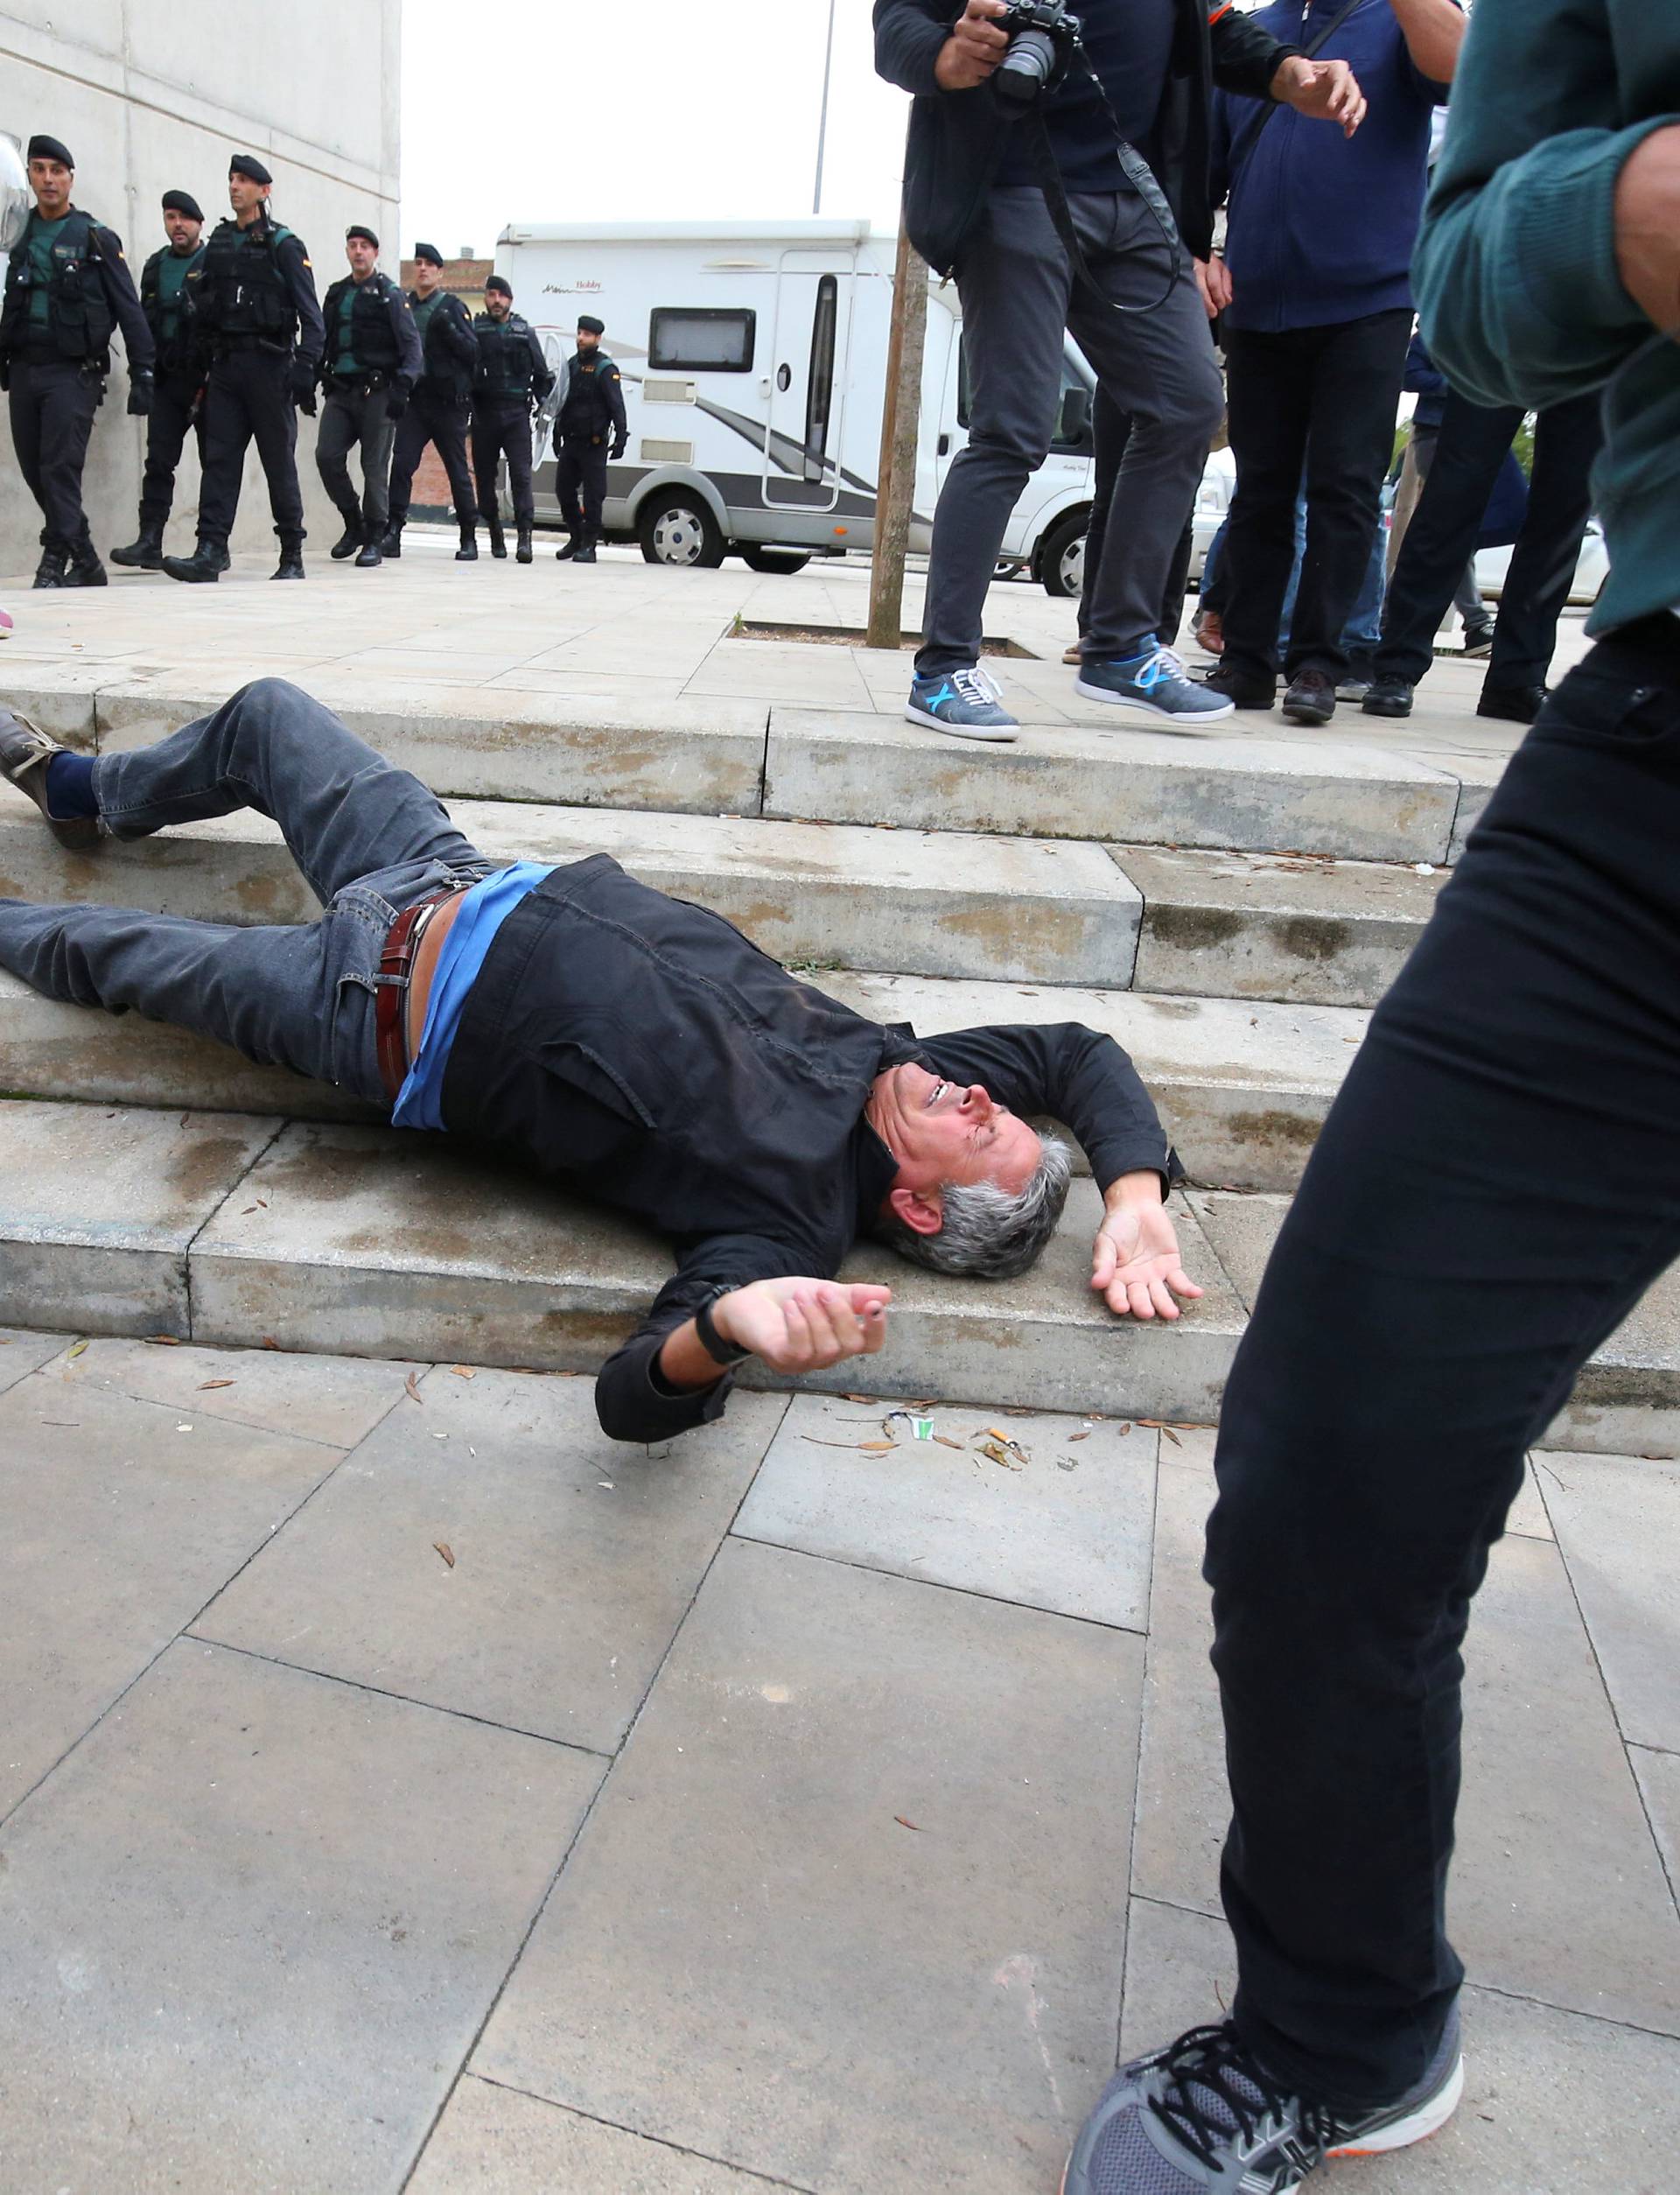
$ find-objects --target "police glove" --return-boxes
[386,388,409,421]
[290,361,319,417]
[127,369,155,418]
[611,438,627,461]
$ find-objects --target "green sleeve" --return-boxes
[1414,0,1674,409]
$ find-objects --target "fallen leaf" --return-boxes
[858,1441,899,1454]
[1162,1427,1182,1448]
[199,1379,235,1391]
[1068,1430,1090,1442]
[241,1205,258,1215]
[256,1196,268,1207]
[843,1392,877,1405]
[66,1339,88,1360]
[404,1371,423,1404]
[262,1337,280,1350]
[934,1434,965,1451]
[1116,1421,1132,1435]
[433,1541,455,1569]
[802,1435,880,1449]
[145,1334,181,1346]
[449,1365,476,1379]
[1138,1419,1166,1428]
[894,1815,922,1832]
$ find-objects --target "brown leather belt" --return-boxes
[375,889,459,1100]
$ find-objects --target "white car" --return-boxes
[1475,518,1609,607]
[1037,445,1236,600]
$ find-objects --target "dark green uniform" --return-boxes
[314,268,423,543]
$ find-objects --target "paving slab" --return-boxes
[198,1369,785,1752]
[0,1640,600,2195]
[94,671,769,816]
[735,1392,1156,1627]
[0,778,1147,989]
[766,707,1462,863]
[1543,1450,1680,1754]
[0,1099,276,1336]
[1130,1466,1680,2034]
[1631,1745,1680,1909]
[0,1373,341,1821]
[0,1324,67,1398]
[47,1332,416,1449]
[823,972,1367,1191]
[475,1537,1141,2194]
[1116,1897,1680,2195]
[410,2078,790,2195]
[1113,843,1442,1008]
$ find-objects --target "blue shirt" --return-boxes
[996,0,1179,192]
[391,863,552,1132]
[1213,0,1452,333]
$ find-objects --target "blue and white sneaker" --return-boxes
[906,666,1020,742]
[1077,637,1236,725]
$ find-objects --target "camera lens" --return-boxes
[995,26,1059,103]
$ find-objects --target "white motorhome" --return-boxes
[496,218,1098,590]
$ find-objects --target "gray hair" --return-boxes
[873,1132,1074,1280]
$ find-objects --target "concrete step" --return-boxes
[0,782,1144,992]
[0,1098,1669,1455]
[28,671,1491,866]
[0,968,1369,1193]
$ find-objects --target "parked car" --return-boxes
[1475,517,1609,607]
[1040,444,1236,602]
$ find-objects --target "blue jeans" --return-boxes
[1203,489,1387,658]
[0,679,498,1104]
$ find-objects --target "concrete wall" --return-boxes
[0,3,401,574]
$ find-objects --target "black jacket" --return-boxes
[409,286,477,401]
[139,242,205,375]
[471,310,555,403]
[1,207,154,372]
[872,0,1298,272]
[189,215,325,370]
[556,348,628,443]
[440,855,1180,1445]
[318,269,424,394]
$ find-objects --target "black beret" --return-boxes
[228,151,272,185]
[413,241,444,267]
[484,274,513,298]
[27,135,74,170]
[345,224,379,249]
[577,314,605,336]
[161,190,203,221]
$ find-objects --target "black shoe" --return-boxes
[553,535,577,562]
[32,551,66,590]
[272,546,305,580]
[1362,673,1415,719]
[516,527,533,564]
[163,545,222,584]
[487,524,508,559]
[1462,621,1496,658]
[1478,683,1548,726]
[208,543,231,574]
[1281,667,1336,726]
[1201,666,1274,710]
[62,543,108,588]
[455,529,478,561]
[111,528,164,570]
[329,523,362,560]
[355,537,382,568]
[380,524,403,558]
[0,708,102,852]
[571,542,597,565]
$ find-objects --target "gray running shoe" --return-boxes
[1062,2010,1463,2194]
[906,665,1020,742]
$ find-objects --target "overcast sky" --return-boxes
[400,0,912,256]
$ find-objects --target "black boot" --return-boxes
[487,518,508,559]
[163,540,225,584]
[111,521,164,570]
[329,515,362,560]
[355,531,383,568]
[32,548,66,590]
[455,522,477,562]
[62,533,108,588]
[553,534,577,563]
[516,526,533,565]
[272,537,305,580]
[571,536,597,565]
[380,521,403,558]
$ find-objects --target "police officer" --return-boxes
[163,152,324,585]
[315,225,422,568]
[0,134,153,589]
[551,313,627,565]
[112,190,206,571]
[469,274,552,563]
[383,242,480,561]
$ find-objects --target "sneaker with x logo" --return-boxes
[1077,637,1237,725]
[906,665,1020,742]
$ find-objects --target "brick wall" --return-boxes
[396,259,494,516]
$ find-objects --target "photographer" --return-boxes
[874,0,1363,740]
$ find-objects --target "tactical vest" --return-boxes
[140,245,203,373]
[559,351,617,438]
[323,272,403,376]
[413,290,472,400]
[472,311,539,400]
[190,218,298,343]
[0,209,116,363]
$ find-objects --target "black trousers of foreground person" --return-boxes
[1204,621,1680,2110]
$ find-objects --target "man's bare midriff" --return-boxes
[404,889,469,1061]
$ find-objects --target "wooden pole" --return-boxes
[865,219,929,654]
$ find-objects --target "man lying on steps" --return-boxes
[0,680,1202,1440]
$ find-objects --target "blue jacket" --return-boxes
[1212,0,1450,333]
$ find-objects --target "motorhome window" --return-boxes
[803,276,838,482]
[649,308,755,372]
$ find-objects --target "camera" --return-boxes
[992,0,1082,109]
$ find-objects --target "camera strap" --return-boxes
[1026,108,1184,318]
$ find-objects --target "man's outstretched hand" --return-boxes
[716,1277,892,1373]
[1270,55,1366,137]
[1092,1182,1203,1322]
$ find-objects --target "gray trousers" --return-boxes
[918,186,1224,678]
[0,680,496,1105]
[316,384,399,536]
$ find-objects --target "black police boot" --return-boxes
[516,526,533,565]
[163,540,225,585]
[272,537,306,581]
[32,548,67,590]
[380,521,403,558]
[329,511,362,560]
[454,522,477,562]
[62,533,108,588]
[487,518,508,559]
[355,531,383,569]
[111,521,165,571]
[571,536,598,565]
[553,534,577,563]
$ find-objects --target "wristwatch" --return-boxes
[695,1285,752,1369]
